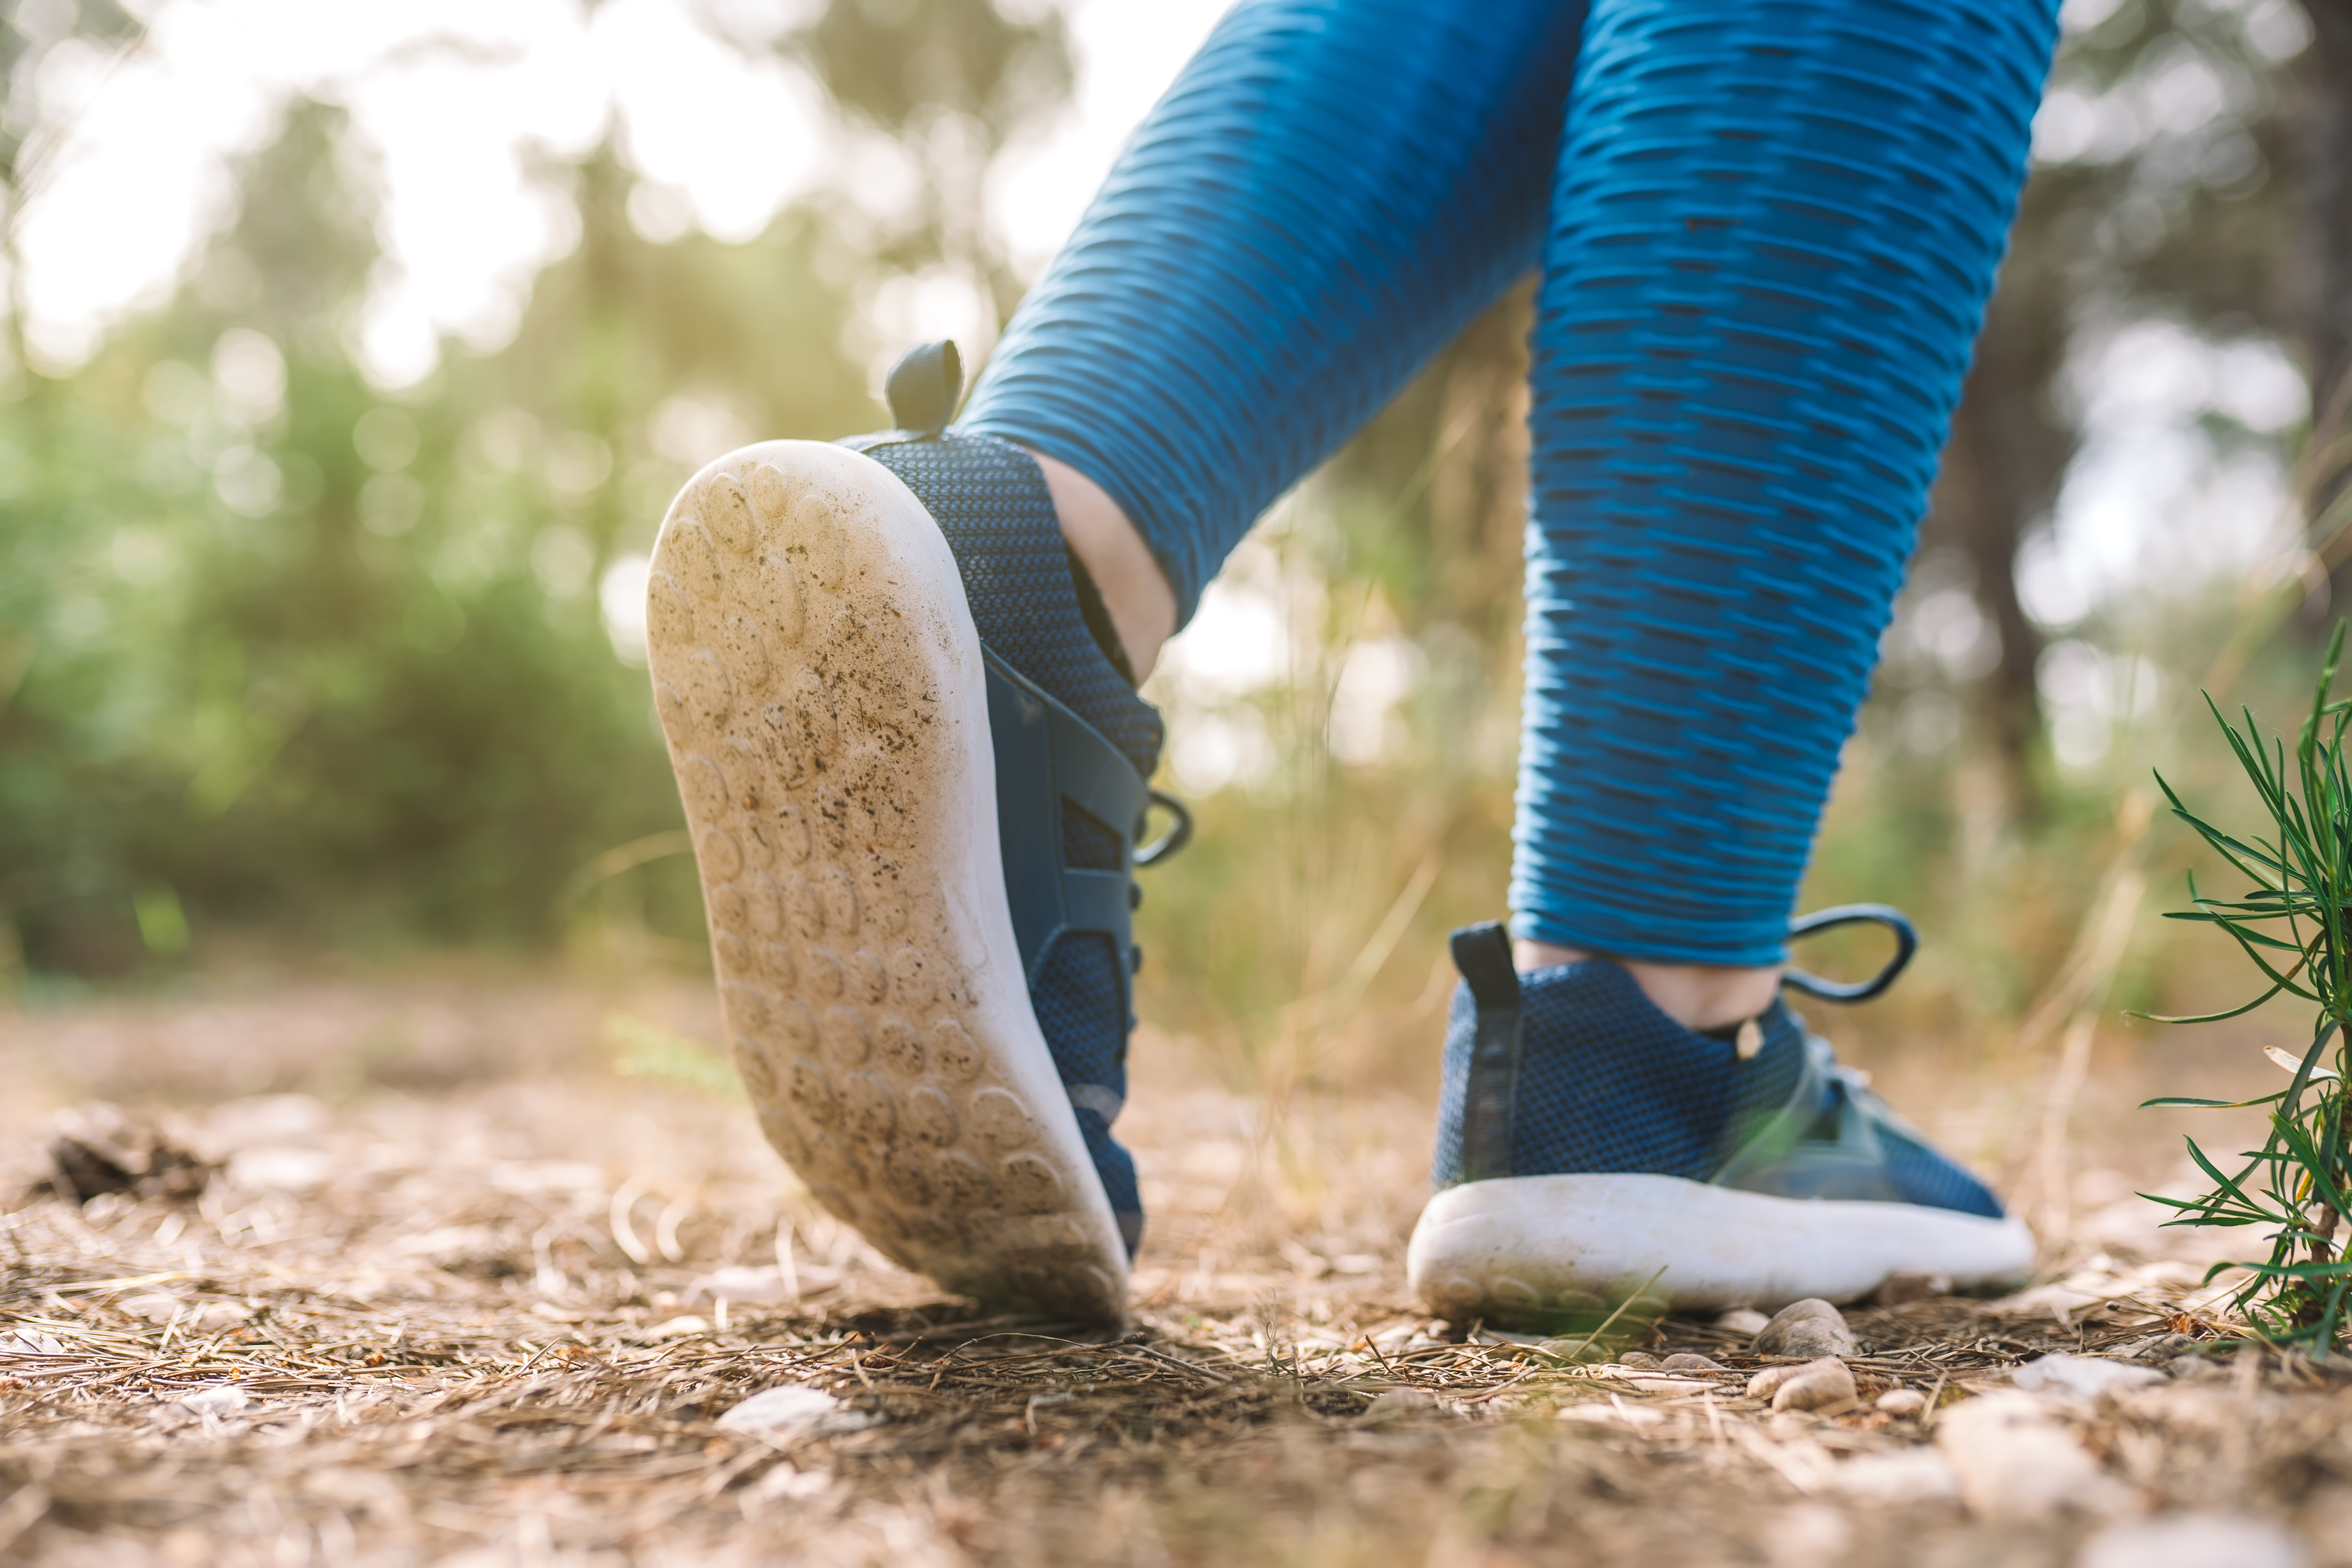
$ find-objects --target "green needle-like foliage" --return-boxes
[2144,621,2352,1353]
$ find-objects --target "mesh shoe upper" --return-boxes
[851,429,1161,1256]
[1432,955,2005,1219]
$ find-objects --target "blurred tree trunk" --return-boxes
[2298,0,2352,560]
[1925,229,2078,807]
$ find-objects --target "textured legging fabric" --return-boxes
[962,0,2058,965]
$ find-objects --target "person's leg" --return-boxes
[963,0,1590,653]
[1411,0,2062,1326]
[654,0,1588,1323]
[1513,0,2060,974]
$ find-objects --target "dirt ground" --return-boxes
[0,964,2342,1568]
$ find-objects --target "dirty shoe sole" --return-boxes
[644,440,1128,1324]
[1407,1173,2035,1327]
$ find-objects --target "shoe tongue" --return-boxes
[885,341,964,435]
[1727,1001,1810,1123]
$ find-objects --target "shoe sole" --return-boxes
[1406,1173,2035,1326]
[644,440,1128,1324]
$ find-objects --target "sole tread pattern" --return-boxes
[646,441,1126,1322]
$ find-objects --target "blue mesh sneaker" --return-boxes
[1407,913,2035,1329]
[645,342,1176,1324]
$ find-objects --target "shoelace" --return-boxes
[1781,904,1917,1004]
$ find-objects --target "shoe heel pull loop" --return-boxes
[1451,922,1523,1183]
[1780,903,1918,1005]
[885,340,964,436]
[1450,922,1520,1011]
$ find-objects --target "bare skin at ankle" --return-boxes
[1021,453,1776,1031]
[1514,940,1781,1033]
[1027,449,1175,681]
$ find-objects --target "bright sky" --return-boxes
[11,0,1231,382]
[11,0,2317,781]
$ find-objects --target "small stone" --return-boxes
[1875,1388,1928,1417]
[1750,1356,1858,1414]
[746,1463,834,1504]
[1625,1375,1720,1395]
[1753,1298,1857,1358]
[1558,1401,1665,1428]
[1716,1307,1771,1336]
[225,1145,334,1194]
[1762,1502,1853,1564]
[1616,1351,1661,1369]
[1661,1353,1729,1372]
[717,1384,876,1441]
[1873,1272,1952,1307]
[180,1385,249,1417]
[2074,1512,2303,1568]
[2012,1353,2164,1401]
[1825,1448,1960,1504]
[1936,1392,2131,1522]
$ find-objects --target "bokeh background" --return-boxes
[2,0,2350,1230]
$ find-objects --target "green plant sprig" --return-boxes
[2140,622,2352,1352]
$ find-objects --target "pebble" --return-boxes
[1753,1298,1857,1358]
[716,1384,876,1441]
[1624,1375,1721,1395]
[1558,1401,1664,1428]
[1936,1392,2130,1521]
[180,1385,249,1417]
[746,1464,835,1504]
[1748,1357,1857,1413]
[2074,1512,2304,1568]
[1716,1307,1771,1336]
[1825,1448,1960,1504]
[1875,1388,1928,1417]
[2012,1353,2165,1401]
[1761,1502,1853,1567]
[1660,1353,1729,1372]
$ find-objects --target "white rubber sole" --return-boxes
[1407,1172,2037,1326]
[645,441,1128,1323]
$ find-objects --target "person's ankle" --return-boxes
[1512,939,1780,1034]
[1025,448,1174,681]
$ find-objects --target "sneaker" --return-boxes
[644,342,1173,1324]
[1406,917,2035,1328]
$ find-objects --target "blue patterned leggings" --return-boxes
[963,0,2058,965]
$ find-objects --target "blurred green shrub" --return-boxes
[0,0,1075,979]
[0,104,880,971]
